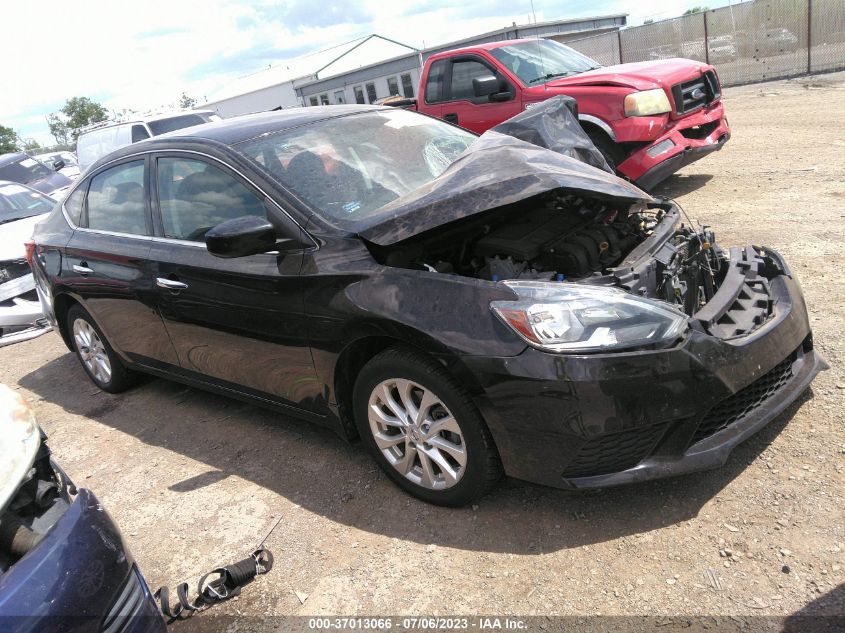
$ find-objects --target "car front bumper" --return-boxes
[617,101,731,190]
[0,489,166,632]
[463,247,827,490]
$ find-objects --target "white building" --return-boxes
[201,14,627,117]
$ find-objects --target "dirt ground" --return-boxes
[2,72,844,627]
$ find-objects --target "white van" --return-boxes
[76,110,221,172]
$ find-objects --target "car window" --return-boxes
[236,109,475,228]
[147,114,213,136]
[156,157,265,242]
[0,183,55,224]
[425,60,448,103]
[85,161,148,235]
[64,184,86,225]
[131,125,151,143]
[0,156,53,185]
[450,60,494,101]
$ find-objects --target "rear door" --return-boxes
[441,55,520,133]
[147,152,322,413]
[62,157,179,366]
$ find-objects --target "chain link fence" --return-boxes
[567,0,845,87]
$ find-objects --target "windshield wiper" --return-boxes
[526,71,578,85]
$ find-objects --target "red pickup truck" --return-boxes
[412,38,731,190]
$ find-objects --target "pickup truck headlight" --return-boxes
[490,282,687,352]
[0,385,41,512]
[624,89,672,116]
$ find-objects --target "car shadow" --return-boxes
[783,583,845,632]
[20,353,813,555]
[652,173,714,198]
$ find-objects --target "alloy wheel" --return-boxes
[367,378,467,490]
[73,318,112,385]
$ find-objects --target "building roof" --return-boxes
[204,35,418,105]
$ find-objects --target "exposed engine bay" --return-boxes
[369,190,730,317]
[0,435,72,574]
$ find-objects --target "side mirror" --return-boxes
[473,75,500,98]
[52,159,66,171]
[206,216,278,258]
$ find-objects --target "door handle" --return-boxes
[72,264,93,275]
[443,113,458,125]
[156,277,188,290]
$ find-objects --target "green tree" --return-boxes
[179,92,197,109]
[49,96,109,142]
[683,6,708,15]
[644,19,654,25]
[0,124,20,153]
[47,113,71,146]
[21,138,41,152]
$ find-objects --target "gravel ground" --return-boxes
[1,72,843,628]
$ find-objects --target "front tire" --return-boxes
[587,131,626,174]
[67,305,137,393]
[353,346,502,506]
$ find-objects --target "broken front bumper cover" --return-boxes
[0,273,52,347]
[462,246,827,490]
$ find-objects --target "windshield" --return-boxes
[0,183,54,224]
[236,109,476,229]
[0,157,53,185]
[489,40,601,85]
[147,113,216,136]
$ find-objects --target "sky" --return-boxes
[1,0,732,146]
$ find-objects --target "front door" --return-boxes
[148,153,324,413]
[442,56,521,133]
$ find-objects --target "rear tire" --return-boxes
[67,304,137,393]
[353,346,502,506]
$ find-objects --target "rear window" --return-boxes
[0,183,55,223]
[0,157,53,185]
[147,114,214,136]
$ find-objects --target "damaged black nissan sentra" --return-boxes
[30,100,827,506]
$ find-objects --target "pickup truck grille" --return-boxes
[0,259,30,285]
[671,70,721,115]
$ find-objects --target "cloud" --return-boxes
[0,0,732,145]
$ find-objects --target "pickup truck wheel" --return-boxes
[353,346,503,506]
[587,132,626,174]
[67,305,137,393]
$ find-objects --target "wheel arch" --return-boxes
[331,326,488,441]
[53,292,80,351]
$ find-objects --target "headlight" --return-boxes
[490,282,687,352]
[0,385,41,513]
[624,88,672,116]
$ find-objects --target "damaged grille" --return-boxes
[100,566,147,633]
[671,70,721,115]
[690,351,797,446]
[562,422,669,478]
[0,259,30,285]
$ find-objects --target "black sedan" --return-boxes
[30,103,826,506]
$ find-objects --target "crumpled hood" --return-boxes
[545,59,707,91]
[0,215,45,261]
[359,98,652,246]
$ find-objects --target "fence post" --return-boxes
[807,0,813,74]
[617,29,623,64]
[703,10,710,65]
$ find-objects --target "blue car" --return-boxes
[0,385,165,632]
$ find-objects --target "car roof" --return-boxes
[429,37,548,58]
[93,105,391,166]
[0,152,29,167]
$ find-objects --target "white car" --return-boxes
[33,151,81,180]
[0,181,53,347]
[76,110,221,172]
